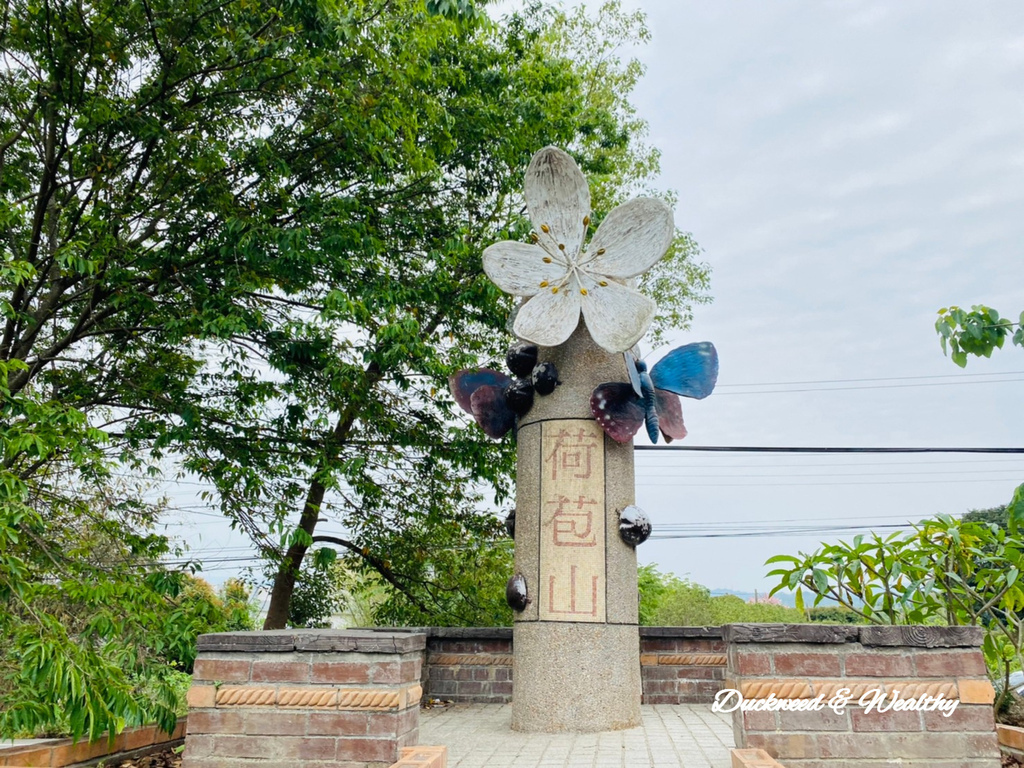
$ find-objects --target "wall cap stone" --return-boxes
[722,623,985,647]
[361,626,514,640]
[723,624,860,644]
[640,626,724,639]
[859,625,984,647]
[196,629,426,653]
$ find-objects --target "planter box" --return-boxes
[0,719,186,768]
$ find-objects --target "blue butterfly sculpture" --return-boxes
[590,342,719,444]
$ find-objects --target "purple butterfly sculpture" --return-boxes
[449,344,560,439]
[590,342,719,444]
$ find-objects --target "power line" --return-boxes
[639,478,1018,487]
[650,523,912,540]
[635,446,1024,454]
[637,469,1023,479]
[636,457,1024,468]
[714,378,1024,395]
[718,371,1024,388]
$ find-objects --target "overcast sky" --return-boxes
[625,0,1024,592]
[159,0,1024,601]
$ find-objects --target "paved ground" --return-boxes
[420,703,734,768]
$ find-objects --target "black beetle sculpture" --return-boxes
[618,505,652,547]
[505,573,530,611]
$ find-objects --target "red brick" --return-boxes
[182,734,216,760]
[817,731,997,759]
[643,666,680,681]
[744,733,817,759]
[371,661,403,684]
[675,666,719,680]
[454,668,474,682]
[397,706,418,733]
[337,737,398,763]
[773,652,841,677]
[281,736,337,760]
[844,652,914,677]
[914,650,987,677]
[397,729,419,749]
[1000,724,1024,750]
[492,681,513,696]
[121,724,159,750]
[734,651,772,676]
[401,659,422,680]
[851,706,922,732]
[643,694,677,704]
[311,661,370,684]
[251,660,310,683]
[192,658,251,682]
[476,640,511,653]
[367,711,402,737]
[187,709,244,734]
[212,735,270,758]
[778,708,850,732]
[244,711,307,735]
[307,711,369,736]
[923,704,995,732]
[742,710,776,731]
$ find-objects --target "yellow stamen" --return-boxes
[530,233,539,243]
[597,248,606,255]
[541,224,550,233]
[539,281,549,288]
[558,244,565,251]
[551,287,559,294]
[542,257,552,263]
[583,216,590,226]
[580,288,588,296]
[599,280,608,287]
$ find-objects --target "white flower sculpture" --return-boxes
[483,146,674,354]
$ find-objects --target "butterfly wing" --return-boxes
[624,351,642,397]
[590,383,646,443]
[470,384,517,439]
[449,369,511,414]
[654,388,687,443]
[650,341,719,399]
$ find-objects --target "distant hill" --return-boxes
[709,588,797,607]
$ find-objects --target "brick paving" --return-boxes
[419,703,734,768]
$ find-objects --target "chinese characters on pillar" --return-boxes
[539,421,606,622]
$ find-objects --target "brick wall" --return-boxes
[420,628,513,704]
[182,630,425,768]
[382,626,725,706]
[725,624,1000,768]
[640,627,726,704]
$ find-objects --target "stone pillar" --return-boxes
[182,630,424,768]
[725,624,1000,768]
[511,324,641,732]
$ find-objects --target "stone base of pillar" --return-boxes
[511,622,641,732]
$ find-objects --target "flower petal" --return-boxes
[579,275,656,353]
[513,280,582,347]
[524,147,590,259]
[483,241,567,297]
[583,197,674,279]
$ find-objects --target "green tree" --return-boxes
[2,0,711,732]
[934,306,1024,528]
[935,305,1023,367]
[766,515,1024,695]
[0,471,185,739]
[2,0,710,641]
